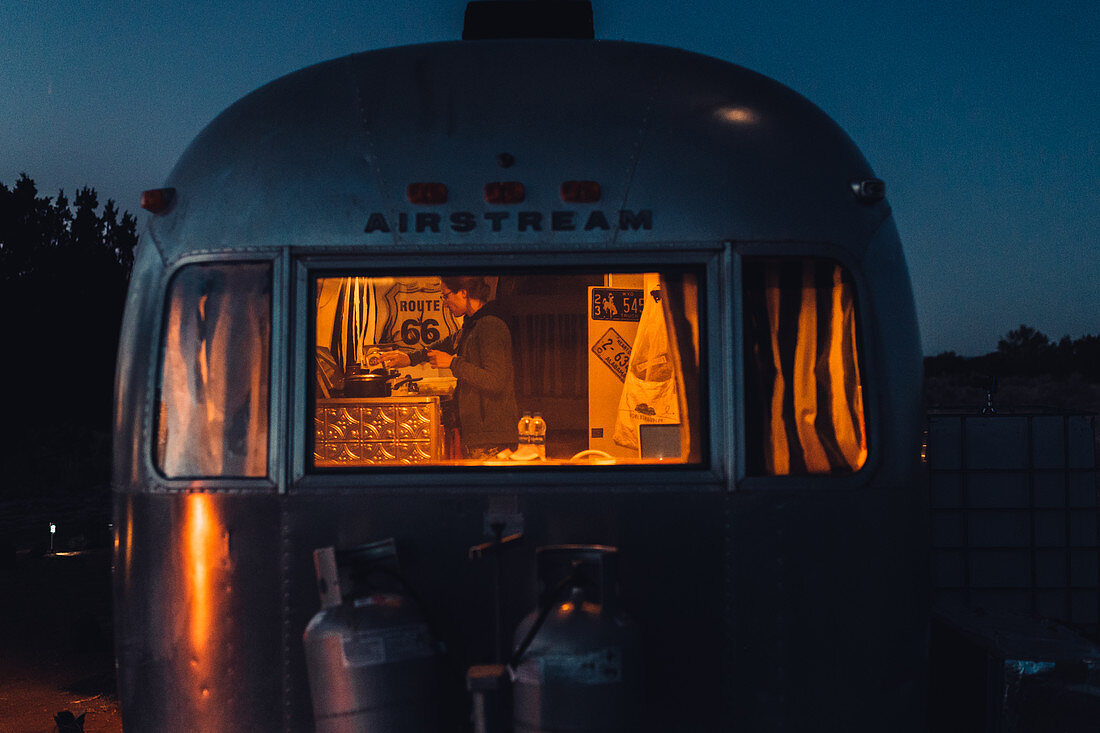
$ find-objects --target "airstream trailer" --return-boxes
[113,2,927,731]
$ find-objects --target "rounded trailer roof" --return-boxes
[150,39,890,260]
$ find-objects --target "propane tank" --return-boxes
[303,539,446,732]
[511,545,642,733]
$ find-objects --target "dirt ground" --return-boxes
[0,549,122,733]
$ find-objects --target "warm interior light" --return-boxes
[484,181,525,204]
[828,267,867,469]
[407,183,448,204]
[560,180,601,203]
[312,270,702,468]
[793,265,830,472]
[765,270,789,475]
[157,263,271,478]
[755,260,866,475]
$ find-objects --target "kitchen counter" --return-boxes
[314,396,443,466]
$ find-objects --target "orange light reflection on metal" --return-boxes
[122,495,133,591]
[184,493,223,655]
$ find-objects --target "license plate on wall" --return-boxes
[591,288,643,322]
[592,327,632,382]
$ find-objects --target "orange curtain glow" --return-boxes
[158,263,271,477]
[745,259,867,475]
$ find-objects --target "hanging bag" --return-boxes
[612,288,680,450]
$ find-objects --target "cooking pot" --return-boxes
[343,368,420,398]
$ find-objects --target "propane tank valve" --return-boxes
[511,545,643,733]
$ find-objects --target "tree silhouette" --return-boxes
[0,174,138,496]
[996,324,1053,377]
[0,174,136,284]
[997,324,1050,355]
[925,325,1100,413]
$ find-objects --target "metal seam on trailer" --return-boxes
[350,56,398,250]
[609,45,656,250]
[282,498,293,732]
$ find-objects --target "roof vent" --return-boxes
[463,1,594,40]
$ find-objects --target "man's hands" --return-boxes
[381,349,453,369]
[380,350,411,368]
[427,350,453,369]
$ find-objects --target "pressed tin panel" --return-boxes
[314,397,440,466]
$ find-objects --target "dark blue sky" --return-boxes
[2,1,1096,355]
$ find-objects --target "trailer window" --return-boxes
[310,270,701,468]
[155,262,272,478]
[743,259,867,476]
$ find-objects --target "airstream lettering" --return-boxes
[115,2,926,731]
[484,211,508,231]
[364,209,651,234]
[418,212,441,232]
[551,211,574,230]
[518,211,541,231]
[452,211,477,232]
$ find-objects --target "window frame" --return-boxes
[288,247,728,494]
[146,252,286,492]
[731,242,880,492]
[139,243,878,494]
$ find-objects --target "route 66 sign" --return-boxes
[380,280,460,348]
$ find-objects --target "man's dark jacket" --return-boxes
[410,301,518,448]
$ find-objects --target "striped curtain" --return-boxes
[330,277,378,372]
[157,263,271,478]
[743,259,866,475]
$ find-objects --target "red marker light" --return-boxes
[484,181,525,204]
[407,183,448,204]
[140,187,176,214]
[560,180,601,203]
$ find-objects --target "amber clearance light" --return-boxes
[484,181,525,204]
[407,183,448,204]
[140,187,176,214]
[560,180,601,203]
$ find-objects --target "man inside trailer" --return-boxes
[381,275,519,459]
